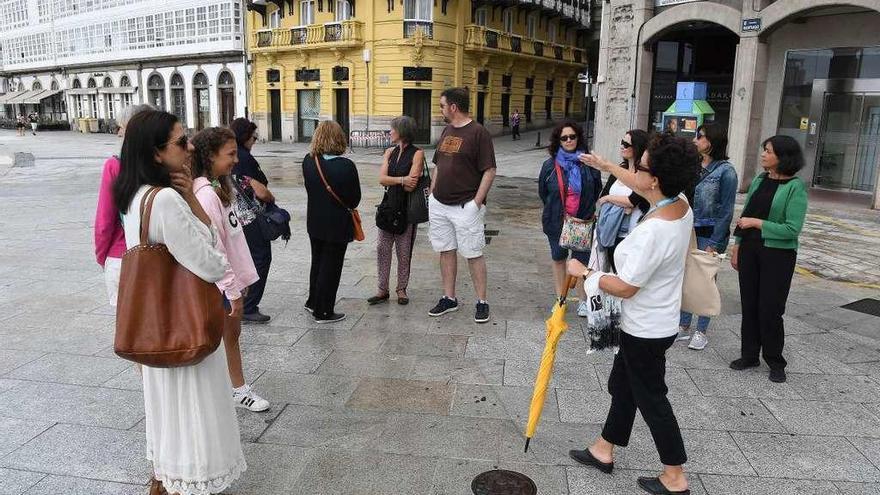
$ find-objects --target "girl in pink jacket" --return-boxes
[191,127,270,412]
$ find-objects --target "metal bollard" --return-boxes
[535,132,541,147]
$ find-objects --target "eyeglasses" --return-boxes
[161,133,188,149]
[696,134,707,140]
[620,140,633,149]
[559,134,578,142]
[634,164,651,174]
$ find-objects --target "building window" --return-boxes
[332,65,350,81]
[336,0,352,21]
[477,70,489,86]
[295,69,321,82]
[403,67,432,81]
[502,9,513,33]
[527,14,537,39]
[103,77,113,88]
[87,77,97,88]
[50,80,59,90]
[218,70,235,127]
[299,0,314,26]
[548,23,556,44]
[193,72,210,131]
[404,0,431,21]
[72,79,82,88]
[120,75,131,87]
[267,69,281,83]
[525,77,534,91]
[170,73,186,126]
[90,94,99,118]
[502,74,512,88]
[32,80,42,90]
[475,8,487,27]
[148,74,166,110]
[269,9,280,28]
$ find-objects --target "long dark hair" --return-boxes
[113,110,178,213]
[230,117,257,147]
[191,127,237,207]
[622,129,649,168]
[697,123,729,161]
[548,120,588,156]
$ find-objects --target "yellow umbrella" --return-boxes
[524,275,575,452]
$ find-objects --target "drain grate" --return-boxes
[472,470,537,495]
[497,184,518,189]
[841,298,880,317]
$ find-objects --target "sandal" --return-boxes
[367,293,389,305]
[397,290,409,305]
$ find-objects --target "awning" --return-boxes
[5,89,45,104]
[98,86,138,94]
[0,91,26,104]
[66,88,98,95]
[18,89,63,104]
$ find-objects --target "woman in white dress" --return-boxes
[113,110,246,495]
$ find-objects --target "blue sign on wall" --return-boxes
[742,18,762,32]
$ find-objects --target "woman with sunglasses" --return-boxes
[677,124,738,351]
[595,130,650,272]
[538,121,603,315]
[114,110,246,495]
[570,134,700,495]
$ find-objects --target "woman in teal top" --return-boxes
[729,135,808,384]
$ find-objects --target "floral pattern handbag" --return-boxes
[556,165,593,252]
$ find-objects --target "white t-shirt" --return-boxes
[613,208,693,339]
[608,179,644,235]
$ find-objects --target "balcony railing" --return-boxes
[464,26,586,65]
[403,20,433,39]
[250,21,364,50]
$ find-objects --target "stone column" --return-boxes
[593,0,654,161]
[726,34,768,191]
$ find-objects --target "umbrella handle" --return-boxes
[560,274,577,304]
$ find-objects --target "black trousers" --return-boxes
[512,125,520,140]
[601,332,687,466]
[242,221,272,315]
[306,236,348,318]
[738,241,796,371]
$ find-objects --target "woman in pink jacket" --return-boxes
[191,127,271,413]
[93,104,152,306]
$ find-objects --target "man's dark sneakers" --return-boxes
[769,369,787,383]
[729,358,760,371]
[242,312,271,324]
[315,313,346,324]
[428,297,459,317]
[474,302,490,323]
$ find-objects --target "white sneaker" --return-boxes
[688,331,708,350]
[676,327,691,342]
[577,300,589,317]
[232,385,270,412]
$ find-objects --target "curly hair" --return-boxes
[646,133,701,199]
[548,121,588,156]
[310,120,348,156]
[191,127,237,206]
[230,117,258,147]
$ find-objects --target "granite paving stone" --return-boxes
[836,481,880,495]
[504,359,604,391]
[4,353,130,386]
[762,400,880,437]
[379,333,469,358]
[408,356,506,385]
[314,351,416,379]
[731,432,880,482]
[847,436,880,468]
[251,371,361,407]
[356,313,434,335]
[0,468,45,495]
[599,365,702,397]
[291,449,436,495]
[258,404,389,450]
[22,476,147,495]
[345,377,454,414]
[0,380,143,429]
[0,349,44,376]
[238,325,309,347]
[238,342,332,374]
[379,412,505,460]
[699,475,841,495]
[291,326,389,352]
[787,373,880,403]
[101,365,143,391]
[224,443,311,495]
[686,368,803,399]
[0,424,150,485]
[0,417,54,457]
[612,428,755,476]
[450,383,559,427]
[566,467,708,495]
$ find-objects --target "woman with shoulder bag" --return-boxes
[569,133,700,495]
[369,116,425,306]
[302,121,362,323]
[191,127,271,413]
[114,110,245,495]
[230,118,275,324]
[677,124,738,351]
[729,135,808,384]
[538,121,602,316]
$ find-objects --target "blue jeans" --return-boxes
[680,235,712,333]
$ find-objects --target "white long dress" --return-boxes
[122,186,246,495]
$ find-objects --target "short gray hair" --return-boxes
[117,103,154,128]
[390,115,418,145]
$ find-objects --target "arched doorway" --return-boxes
[102,77,115,121]
[170,73,187,126]
[148,74,166,110]
[218,70,235,126]
[193,72,210,131]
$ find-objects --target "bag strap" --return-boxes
[314,154,352,212]
[139,187,162,245]
[554,162,566,216]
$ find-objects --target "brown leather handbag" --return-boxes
[114,187,225,367]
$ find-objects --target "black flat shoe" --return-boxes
[769,369,787,383]
[729,357,760,370]
[367,294,389,305]
[637,477,690,495]
[568,449,613,474]
[397,291,409,305]
[242,311,271,324]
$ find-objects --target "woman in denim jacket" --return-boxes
[678,124,738,350]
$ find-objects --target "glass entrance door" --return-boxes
[815,92,880,191]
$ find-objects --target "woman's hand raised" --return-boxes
[578,152,615,172]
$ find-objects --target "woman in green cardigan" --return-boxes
[729,135,808,384]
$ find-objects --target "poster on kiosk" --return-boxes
[662,82,716,138]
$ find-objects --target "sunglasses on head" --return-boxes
[620,140,633,149]
[559,134,578,142]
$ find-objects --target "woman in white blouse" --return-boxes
[113,110,245,495]
[567,133,700,495]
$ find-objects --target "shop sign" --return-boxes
[742,18,762,32]
[655,0,700,6]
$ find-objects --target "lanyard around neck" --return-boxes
[643,196,680,220]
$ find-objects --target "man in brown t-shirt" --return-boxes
[427,87,497,323]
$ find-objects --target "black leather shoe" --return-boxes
[242,312,271,323]
[637,477,690,495]
[729,357,760,370]
[568,448,613,474]
[769,369,787,383]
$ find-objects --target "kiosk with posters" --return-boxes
[661,82,715,138]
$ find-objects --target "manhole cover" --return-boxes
[842,298,880,317]
[471,470,536,495]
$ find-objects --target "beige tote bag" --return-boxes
[680,231,722,316]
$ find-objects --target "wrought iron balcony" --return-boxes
[510,36,522,53]
[533,41,544,57]
[403,20,433,39]
[554,45,563,60]
[250,21,364,51]
[464,25,586,66]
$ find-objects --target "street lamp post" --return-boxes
[578,71,594,148]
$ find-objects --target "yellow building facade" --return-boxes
[246,0,591,144]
